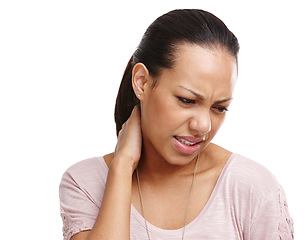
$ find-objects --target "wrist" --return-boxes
[110,154,136,177]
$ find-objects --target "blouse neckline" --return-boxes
[126,153,237,237]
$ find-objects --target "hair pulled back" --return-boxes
[115,9,239,135]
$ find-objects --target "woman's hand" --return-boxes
[114,106,142,173]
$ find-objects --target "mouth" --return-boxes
[173,136,204,154]
[174,136,204,146]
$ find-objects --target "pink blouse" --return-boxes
[59,154,294,239]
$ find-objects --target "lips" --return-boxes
[173,136,204,154]
[174,136,204,145]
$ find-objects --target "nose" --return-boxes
[189,109,212,136]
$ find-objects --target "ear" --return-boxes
[132,63,150,101]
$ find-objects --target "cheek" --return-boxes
[152,101,176,128]
[208,115,226,139]
[141,94,179,136]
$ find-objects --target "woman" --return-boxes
[59,9,294,239]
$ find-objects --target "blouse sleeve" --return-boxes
[59,158,107,240]
[59,170,97,239]
[250,185,294,239]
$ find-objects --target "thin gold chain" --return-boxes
[136,154,199,240]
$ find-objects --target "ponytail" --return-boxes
[114,56,139,136]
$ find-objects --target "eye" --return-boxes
[177,97,196,105]
[212,105,229,114]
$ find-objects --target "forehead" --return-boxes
[155,43,238,94]
[174,43,237,78]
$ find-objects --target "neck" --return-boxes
[137,141,200,183]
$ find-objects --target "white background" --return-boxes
[0,0,306,239]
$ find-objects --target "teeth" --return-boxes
[176,137,196,146]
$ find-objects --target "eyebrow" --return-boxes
[179,86,233,103]
[179,86,205,100]
[215,98,233,104]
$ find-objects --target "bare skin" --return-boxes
[71,44,237,239]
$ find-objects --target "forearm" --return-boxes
[86,157,133,240]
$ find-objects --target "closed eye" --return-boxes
[212,106,229,113]
[177,97,196,105]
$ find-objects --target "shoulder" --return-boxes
[228,154,276,180]
[64,156,109,182]
[217,153,283,216]
[60,155,110,203]
[225,154,280,194]
[228,155,294,238]
[59,156,110,239]
[220,153,285,222]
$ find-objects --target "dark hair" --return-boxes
[115,9,239,135]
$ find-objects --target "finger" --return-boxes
[131,105,140,117]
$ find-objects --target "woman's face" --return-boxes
[138,43,238,165]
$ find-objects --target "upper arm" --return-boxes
[250,186,294,239]
[59,167,101,240]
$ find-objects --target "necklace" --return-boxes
[136,154,199,240]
